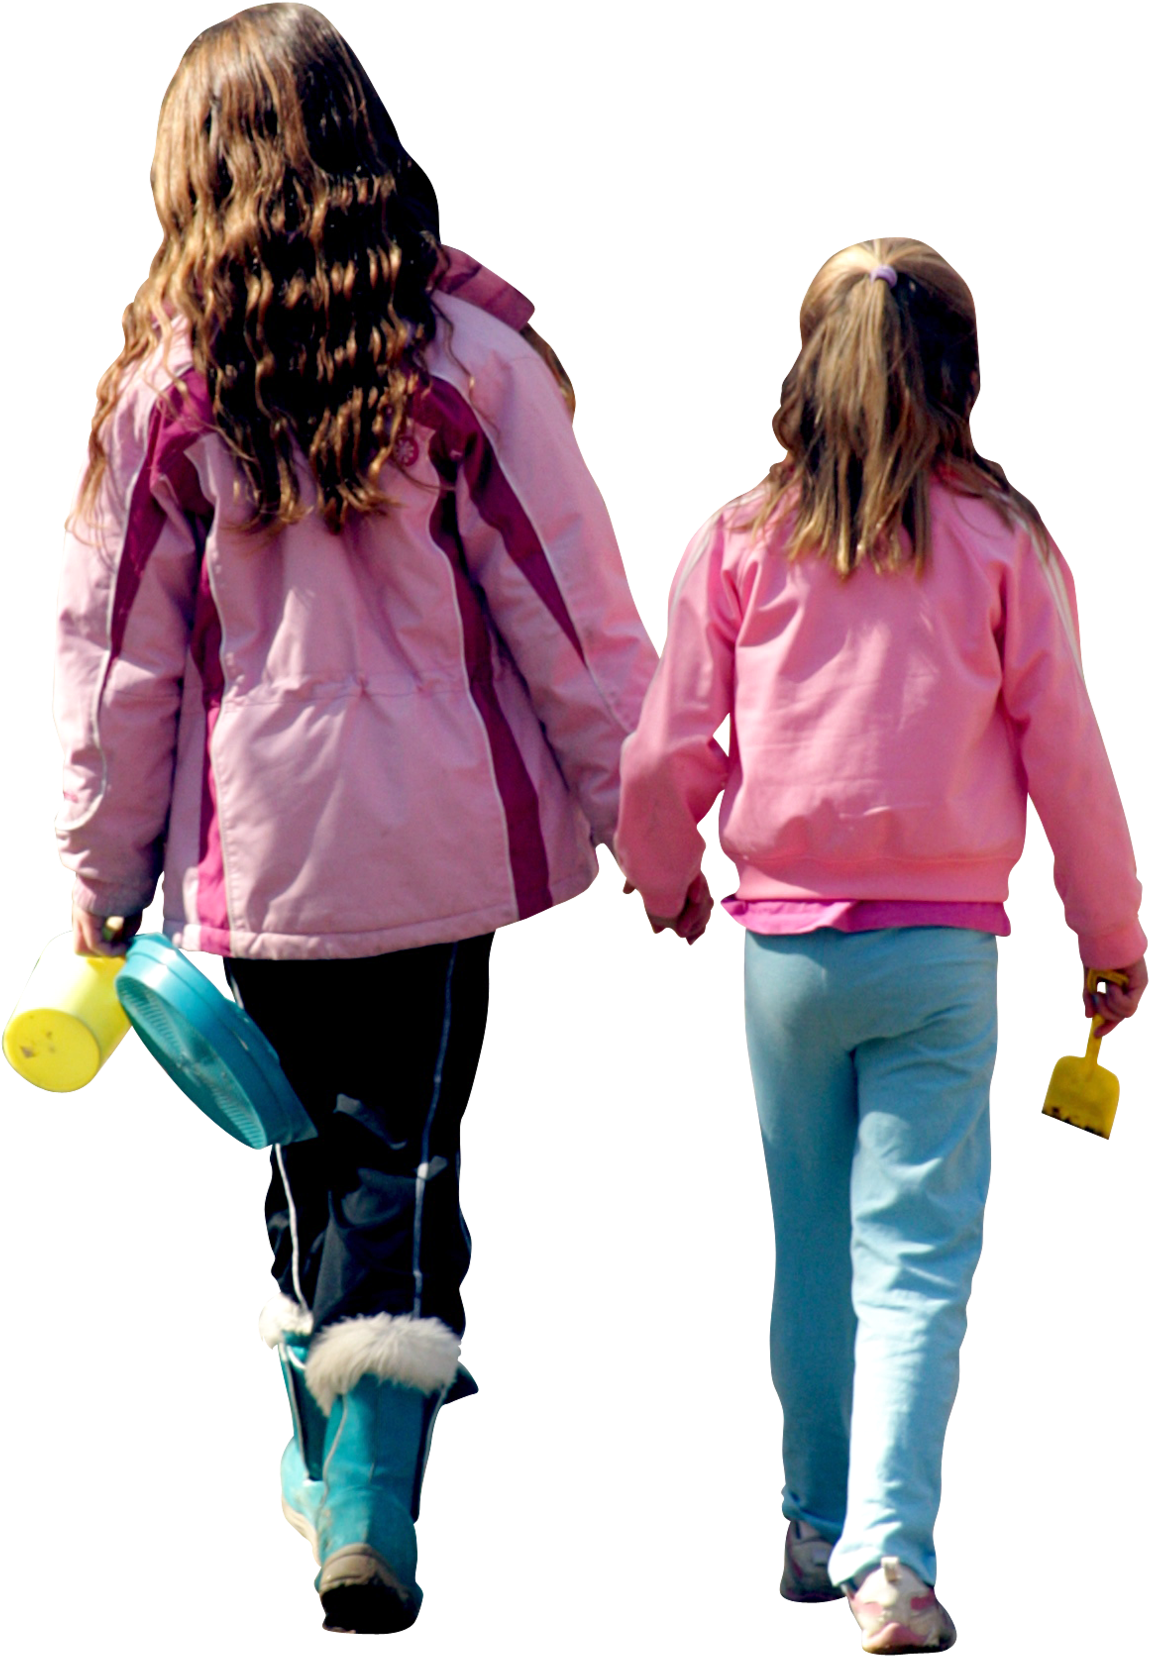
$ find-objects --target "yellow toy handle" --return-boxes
[1085,968,1130,1068]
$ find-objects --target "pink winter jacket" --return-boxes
[55,272,657,959]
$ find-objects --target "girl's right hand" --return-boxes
[1084,957,1147,1036]
[72,905,142,957]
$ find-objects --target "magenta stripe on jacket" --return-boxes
[110,375,213,659]
[141,371,228,945]
[427,457,552,919]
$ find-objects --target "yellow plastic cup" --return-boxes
[3,933,131,1092]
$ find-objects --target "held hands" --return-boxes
[625,880,1145,1033]
[625,867,715,947]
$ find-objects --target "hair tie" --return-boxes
[870,265,897,288]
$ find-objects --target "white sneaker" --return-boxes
[845,1557,957,1652]
[780,1519,844,1602]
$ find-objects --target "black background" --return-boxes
[11,9,1145,1642]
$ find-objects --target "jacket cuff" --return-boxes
[71,875,153,919]
[1077,919,1148,969]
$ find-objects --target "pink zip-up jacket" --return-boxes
[55,267,657,959]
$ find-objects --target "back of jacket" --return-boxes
[56,292,657,959]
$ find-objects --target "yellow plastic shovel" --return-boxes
[1042,969,1128,1139]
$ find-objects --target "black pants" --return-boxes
[225,934,493,1338]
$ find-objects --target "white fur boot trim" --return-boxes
[305,1312,460,1414]
[259,1290,314,1347]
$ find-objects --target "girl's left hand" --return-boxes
[1083,956,1147,1037]
[72,905,143,957]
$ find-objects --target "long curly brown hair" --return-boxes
[754,237,1048,574]
[81,4,444,532]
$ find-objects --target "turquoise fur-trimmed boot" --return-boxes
[304,1311,470,1635]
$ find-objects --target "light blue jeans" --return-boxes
[744,926,997,1587]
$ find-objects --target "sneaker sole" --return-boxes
[860,1622,960,1649]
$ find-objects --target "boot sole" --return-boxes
[319,1545,421,1635]
[320,1587,418,1637]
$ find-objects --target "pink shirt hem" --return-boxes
[722,897,1011,937]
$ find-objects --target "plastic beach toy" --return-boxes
[5,931,314,1150]
[3,932,131,1091]
[1042,969,1128,1139]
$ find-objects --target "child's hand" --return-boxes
[1084,957,1146,1037]
[72,905,142,957]
[626,873,713,945]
